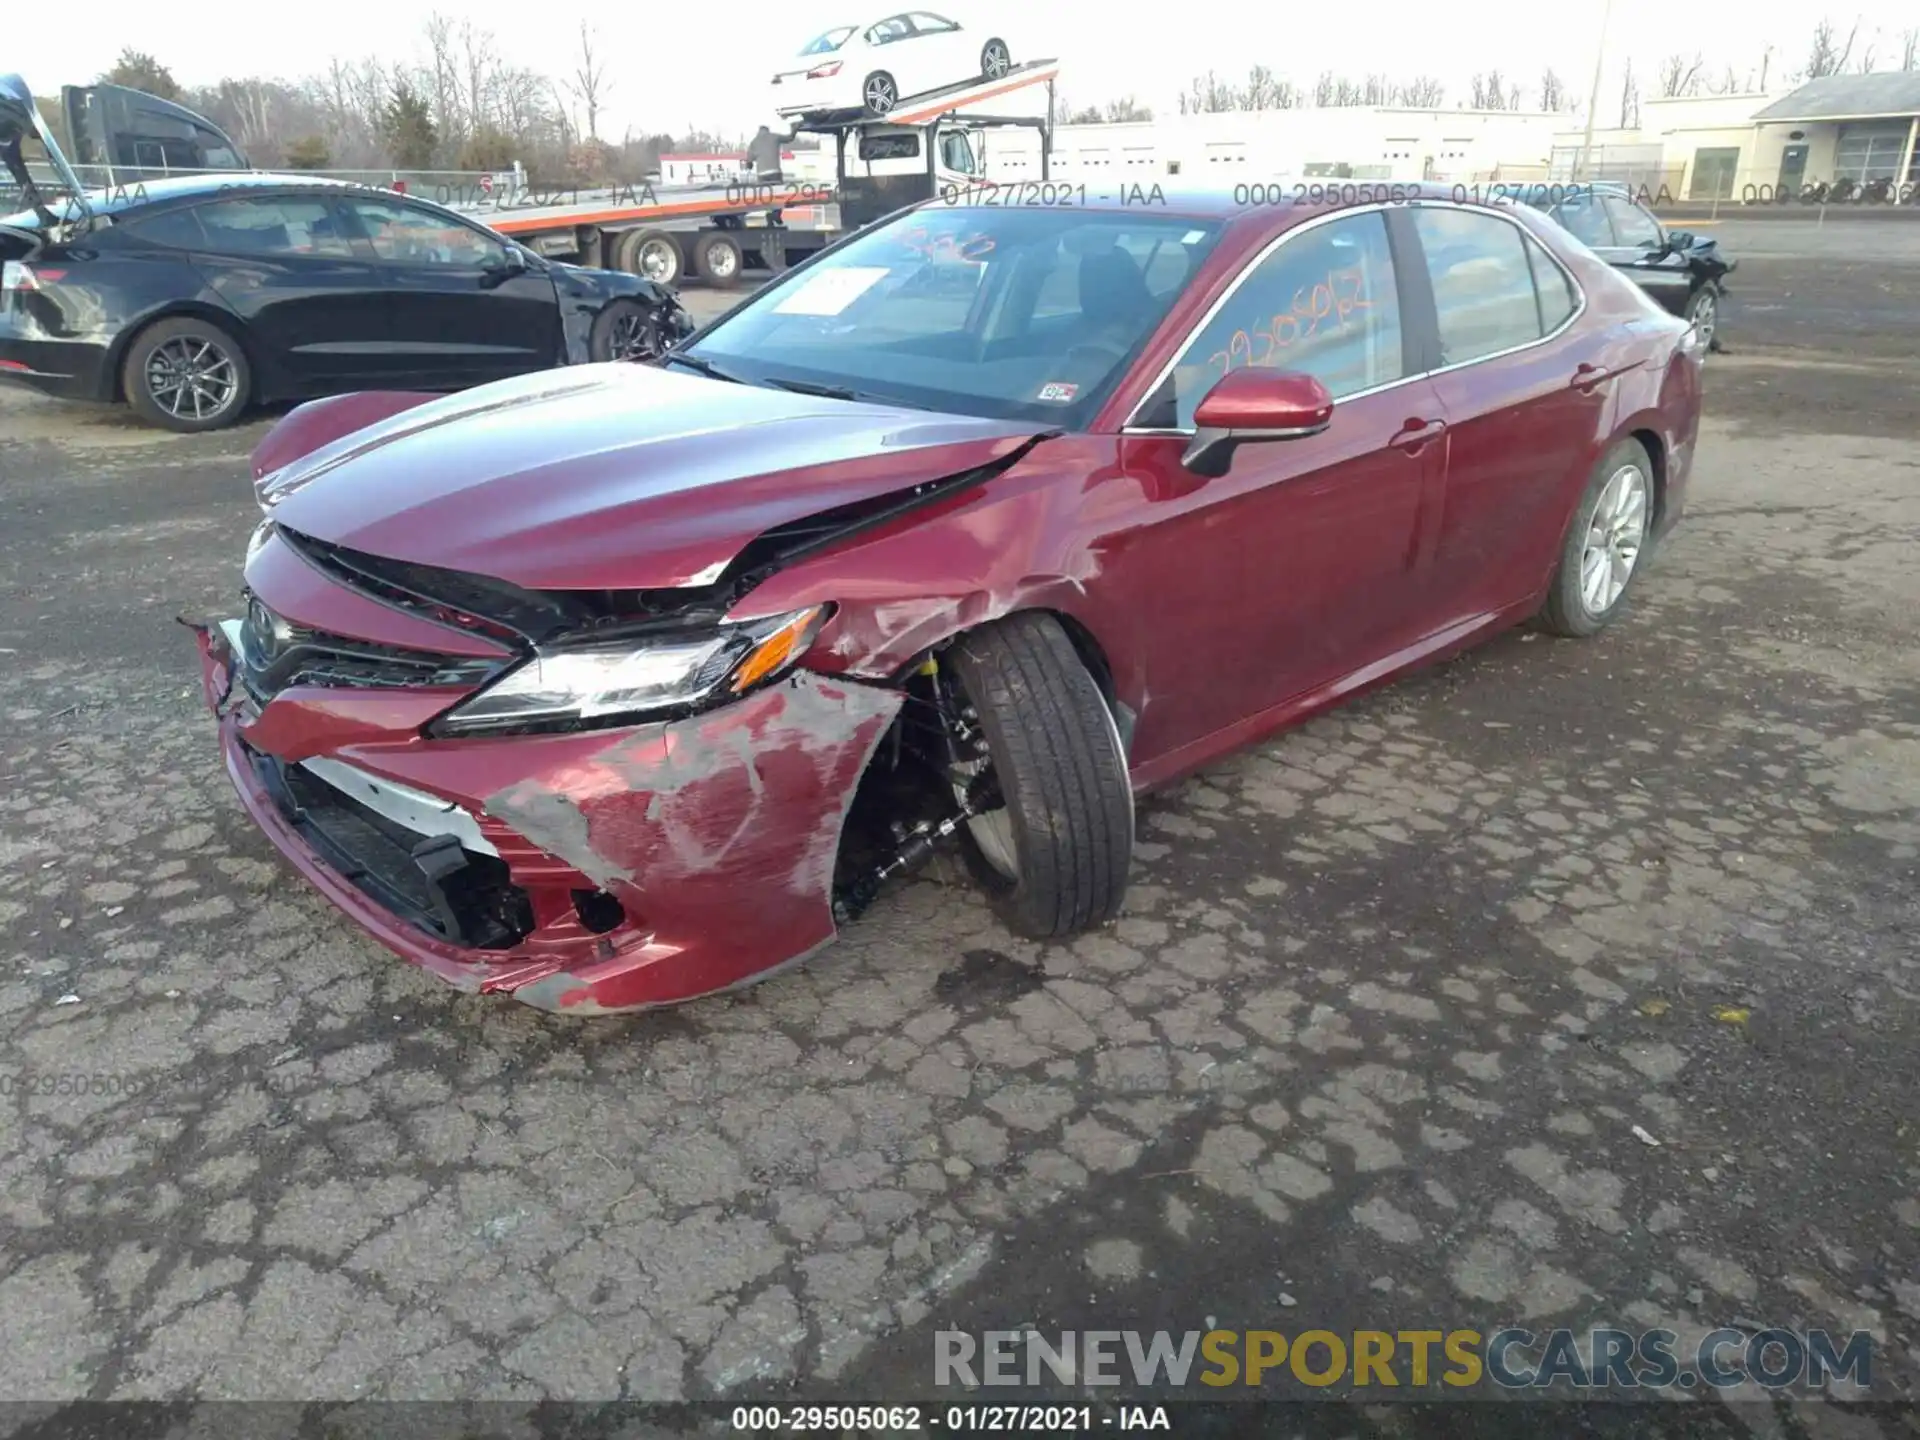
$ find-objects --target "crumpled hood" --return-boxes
[260,363,1044,591]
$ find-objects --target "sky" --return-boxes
[24,0,1920,140]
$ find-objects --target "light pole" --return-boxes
[1578,0,1615,181]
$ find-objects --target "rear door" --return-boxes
[183,193,393,392]
[335,194,562,387]
[1405,204,1617,619]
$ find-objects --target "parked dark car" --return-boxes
[192,188,1705,1015]
[1522,184,1735,353]
[1,75,693,433]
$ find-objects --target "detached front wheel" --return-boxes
[946,614,1134,938]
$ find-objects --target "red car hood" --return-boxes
[258,364,1047,591]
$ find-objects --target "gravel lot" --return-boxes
[1,221,1917,1426]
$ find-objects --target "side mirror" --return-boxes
[480,245,528,287]
[1181,368,1334,478]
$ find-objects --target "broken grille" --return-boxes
[237,594,506,699]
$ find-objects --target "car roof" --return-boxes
[0,172,470,230]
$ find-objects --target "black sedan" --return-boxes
[0,171,694,433]
[1521,184,1735,354]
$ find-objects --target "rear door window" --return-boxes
[1547,194,1614,248]
[191,197,356,258]
[122,207,210,249]
[1603,195,1663,248]
[1412,207,1546,366]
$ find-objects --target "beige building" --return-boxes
[1548,73,1920,201]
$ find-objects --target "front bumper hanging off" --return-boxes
[192,619,903,1014]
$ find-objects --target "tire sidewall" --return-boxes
[1552,441,1655,635]
[124,318,251,433]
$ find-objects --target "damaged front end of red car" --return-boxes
[193,369,1059,1014]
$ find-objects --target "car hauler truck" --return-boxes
[463,60,1058,288]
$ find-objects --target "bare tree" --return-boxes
[1470,71,1513,109]
[1714,64,1741,93]
[1538,69,1567,110]
[1855,42,1876,73]
[1177,70,1240,114]
[1658,53,1706,97]
[1619,58,1641,129]
[1901,28,1919,69]
[1103,96,1154,121]
[1362,74,1399,105]
[1804,19,1859,79]
[569,22,612,141]
[1243,65,1283,110]
[1402,75,1445,107]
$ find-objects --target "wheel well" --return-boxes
[107,307,251,404]
[1630,427,1668,527]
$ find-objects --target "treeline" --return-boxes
[54,24,783,184]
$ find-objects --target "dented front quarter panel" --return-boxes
[731,432,1146,699]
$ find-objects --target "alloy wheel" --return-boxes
[145,337,238,422]
[1689,290,1718,349]
[983,42,1011,78]
[608,310,660,361]
[1579,464,1650,615]
[866,75,897,113]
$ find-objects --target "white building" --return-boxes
[985,105,1566,184]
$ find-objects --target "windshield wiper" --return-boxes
[663,352,746,384]
[759,374,933,410]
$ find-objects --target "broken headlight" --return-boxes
[430,604,830,737]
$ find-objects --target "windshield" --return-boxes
[801,26,857,54]
[683,205,1223,427]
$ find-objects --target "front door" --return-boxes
[336,194,562,387]
[1778,144,1809,193]
[187,193,393,392]
[1110,208,1443,767]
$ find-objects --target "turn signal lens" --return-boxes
[731,605,828,693]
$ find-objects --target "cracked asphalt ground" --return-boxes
[1,219,1917,1427]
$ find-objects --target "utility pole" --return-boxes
[1577,0,1615,180]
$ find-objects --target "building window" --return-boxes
[1689,147,1740,200]
[1834,122,1911,184]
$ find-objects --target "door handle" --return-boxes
[1389,417,1445,454]
[1571,362,1610,394]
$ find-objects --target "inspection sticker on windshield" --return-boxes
[1036,382,1079,403]
[774,267,891,316]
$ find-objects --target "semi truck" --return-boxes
[458,60,1060,288]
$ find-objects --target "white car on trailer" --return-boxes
[773,11,1016,118]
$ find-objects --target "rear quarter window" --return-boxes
[120,207,209,249]
[1412,207,1546,366]
[1524,233,1579,332]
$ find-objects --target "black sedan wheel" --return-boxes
[589,299,668,362]
[123,317,251,433]
[1684,286,1720,353]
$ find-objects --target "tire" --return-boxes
[980,39,1012,79]
[695,232,744,289]
[612,227,682,286]
[1536,438,1656,639]
[121,316,251,433]
[862,71,898,116]
[588,298,665,363]
[947,613,1134,939]
[1683,285,1719,354]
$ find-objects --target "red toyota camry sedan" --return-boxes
[194,189,1704,1015]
